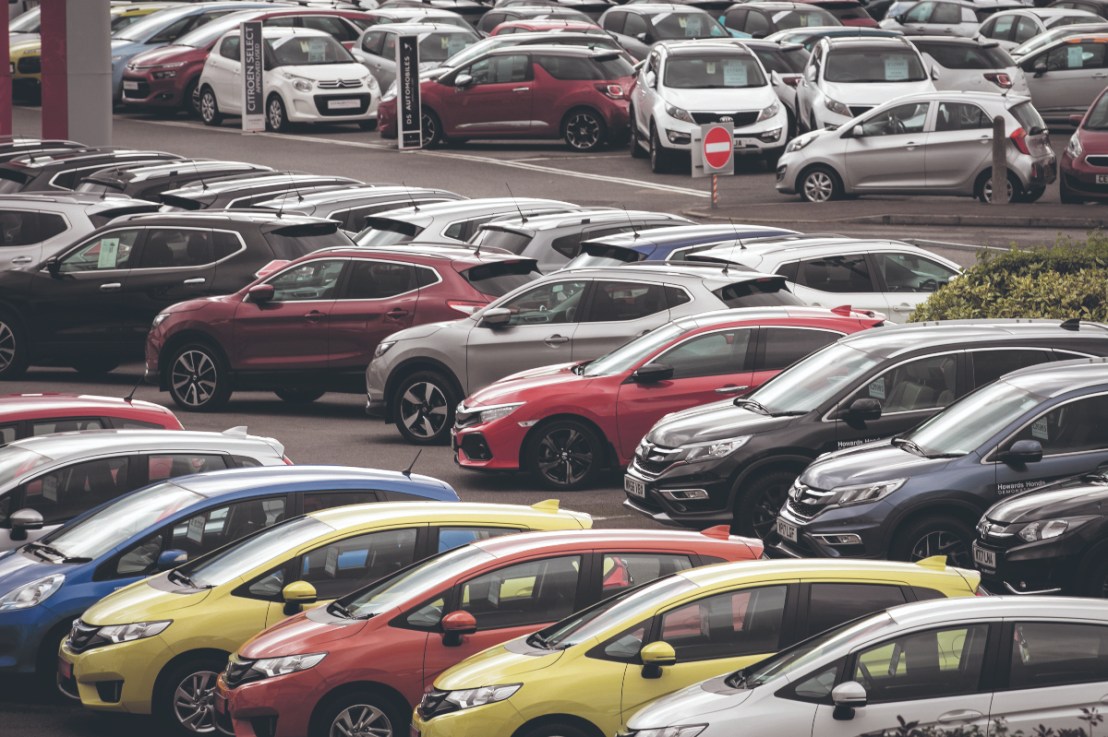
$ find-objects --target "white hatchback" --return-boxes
[199,26,379,133]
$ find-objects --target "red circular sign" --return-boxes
[703,126,733,170]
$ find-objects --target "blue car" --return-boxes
[0,465,458,676]
[564,223,798,269]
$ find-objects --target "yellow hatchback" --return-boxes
[414,558,981,737]
[58,500,590,735]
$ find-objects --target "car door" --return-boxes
[440,53,534,136]
[356,29,391,86]
[870,250,961,322]
[788,254,882,312]
[0,208,67,270]
[1024,40,1108,116]
[327,259,424,371]
[209,35,242,112]
[571,280,673,365]
[632,50,660,138]
[895,1,936,33]
[923,100,994,195]
[841,101,931,190]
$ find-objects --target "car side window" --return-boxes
[989,14,1014,39]
[465,54,531,85]
[58,229,142,272]
[1006,393,1108,455]
[851,624,989,703]
[723,7,746,31]
[383,32,398,59]
[149,15,195,45]
[115,530,166,577]
[876,251,958,291]
[267,259,345,301]
[624,12,648,38]
[655,328,753,379]
[437,526,518,553]
[1009,622,1108,689]
[19,456,132,525]
[601,552,692,596]
[658,584,788,661]
[146,453,228,482]
[219,36,241,61]
[745,10,770,36]
[459,555,582,629]
[758,327,842,373]
[302,491,378,513]
[1045,40,1108,70]
[170,497,287,560]
[361,30,386,55]
[1013,17,1040,43]
[851,354,958,413]
[858,102,929,137]
[304,15,358,42]
[795,254,874,293]
[602,10,625,32]
[0,210,65,246]
[978,16,998,38]
[136,228,218,269]
[0,424,15,446]
[969,349,1051,388]
[296,527,420,600]
[30,418,105,435]
[935,102,991,132]
[499,280,588,326]
[804,583,908,638]
[904,2,934,22]
[580,281,667,323]
[344,260,420,299]
[931,3,961,23]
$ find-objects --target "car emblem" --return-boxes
[720,116,733,123]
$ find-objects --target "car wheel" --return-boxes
[36,620,74,691]
[891,515,974,568]
[266,94,291,133]
[975,171,1021,203]
[649,122,674,174]
[1060,178,1084,204]
[156,655,228,736]
[71,358,120,377]
[421,109,444,148]
[629,109,648,159]
[358,118,377,131]
[563,108,606,152]
[732,469,796,538]
[311,687,407,737]
[199,86,221,126]
[0,309,28,380]
[519,722,593,737]
[274,388,325,404]
[183,78,200,118]
[1015,185,1045,203]
[168,343,232,412]
[525,419,606,491]
[798,165,842,202]
[392,370,456,444]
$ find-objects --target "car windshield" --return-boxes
[10,8,41,33]
[176,517,330,589]
[665,54,766,88]
[267,35,355,66]
[652,11,729,39]
[115,10,189,42]
[749,342,884,415]
[419,31,478,62]
[583,322,685,377]
[464,260,541,296]
[751,46,809,74]
[1010,100,1046,132]
[40,482,204,561]
[177,11,261,48]
[1085,92,1108,130]
[901,379,1043,457]
[918,42,1012,69]
[776,9,837,29]
[824,49,927,82]
[470,227,533,254]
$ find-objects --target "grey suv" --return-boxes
[366,264,804,443]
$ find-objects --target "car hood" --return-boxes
[239,609,368,659]
[627,675,754,727]
[434,637,565,690]
[464,363,590,407]
[802,442,956,489]
[1078,127,1108,151]
[128,43,204,68]
[986,477,1108,524]
[274,62,368,82]
[164,294,229,315]
[81,575,213,625]
[645,399,796,447]
[664,86,776,112]
[111,39,145,55]
[0,548,83,592]
[821,78,934,106]
[389,319,457,343]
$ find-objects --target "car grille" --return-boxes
[222,656,260,689]
[785,498,822,519]
[632,441,683,478]
[691,111,759,127]
[123,80,151,99]
[785,481,831,520]
[66,620,100,654]
[17,56,40,74]
[317,79,364,89]
[312,93,371,116]
[849,106,872,117]
[418,689,457,720]
[976,518,1016,546]
[1086,155,1108,168]
[454,404,482,429]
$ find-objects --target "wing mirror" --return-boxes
[246,283,275,304]
[834,397,882,422]
[640,641,676,679]
[454,73,474,88]
[46,257,61,278]
[852,124,865,138]
[998,439,1043,466]
[930,66,939,80]
[480,307,512,328]
[1033,60,1047,77]
[9,508,43,541]
[282,581,318,616]
[832,681,868,720]
[157,549,188,572]
[631,363,674,383]
[635,32,649,43]
[441,610,478,646]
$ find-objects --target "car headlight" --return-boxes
[823,96,850,117]
[1018,516,1094,543]
[1067,134,1083,159]
[475,402,523,424]
[283,72,314,92]
[364,74,379,91]
[631,726,707,737]
[0,573,65,611]
[665,103,695,124]
[96,620,172,644]
[756,101,779,122]
[374,341,395,358]
[786,133,816,153]
[684,436,751,463]
[443,684,521,710]
[252,652,326,678]
[828,478,905,507]
[152,69,177,80]
[152,312,170,328]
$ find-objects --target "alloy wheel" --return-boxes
[0,321,15,373]
[910,530,970,568]
[981,177,1013,204]
[420,113,438,147]
[329,703,394,737]
[398,381,448,439]
[173,669,220,734]
[803,170,834,202]
[268,98,284,131]
[565,112,601,151]
[200,91,216,122]
[535,427,595,487]
[171,349,219,408]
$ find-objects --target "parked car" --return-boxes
[624,319,1108,536]
[200,27,380,133]
[721,2,840,38]
[252,185,466,231]
[976,8,1100,48]
[146,246,542,411]
[1008,21,1108,59]
[468,209,692,272]
[219,527,762,737]
[778,91,1055,203]
[0,210,355,380]
[879,0,986,36]
[739,39,810,132]
[73,160,274,201]
[353,23,481,89]
[365,264,805,443]
[354,198,580,247]
[455,306,882,489]
[564,223,799,268]
[476,5,595,34]
[805,0,879,27]
[910,36,1030,96]
[377,45,635,151]
[629,39,790,173]
[0,139,86,164]
[0,148,184,193]
[796,36,934,132]
[379,0,489,28]
[599,3,732,60]
[764,24,904,51]
[490,17,607,33]
[413,558,980,737]
[1060,84,1108,202]
[1016,31,1108,125]
[60,500,590,734]
[361,7,475,32]
[495,0,615,21]
[624,597,1108,737]
[1049,0,1108,17]
[0,464,459,680]
[159,172,363,210]
[0,393,182,447]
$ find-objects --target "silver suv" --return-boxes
[355,198,581,247]
[366,264,804,443]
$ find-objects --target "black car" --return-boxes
[0,138,87,164]
[0,211,355,379]
[73,160,274,201]
[623,319,1108,537]
[975,470,1108,597]
[158,172,363,210]
[0,148,184,193]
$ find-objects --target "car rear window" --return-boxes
[568,241,645,269]
[752,46,809,74]
[469,226,533,254]
[357,217,424,246]
[819,1,874,20]
[463,260,542,296]
[534,53,634,79]
[0,169,30,193]
[1010,100,1047,132]
[160,194,205,211]
[917,42,1013,69]
[89,205,160,228]
[715,278,804,308]
[264,223,354,259]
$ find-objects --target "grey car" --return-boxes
[1016,32,1108,125]
[365,263,804,443]
[353,23,481,89]
[354,198,581,246]
[253,186,466,232]
[777,90,1056,202]
[879,0,985,37]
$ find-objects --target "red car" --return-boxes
[215,527,763,737]
[146,246,541,411]
[490,18,603,34]
[0,393,182,446]
[1061,86,1108,203]
[121,7,372,116]
[378,44,634,151]
[453,307,885,489]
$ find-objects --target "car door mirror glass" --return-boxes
[481,307,512,328]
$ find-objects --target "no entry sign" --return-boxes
[703,125,733,171]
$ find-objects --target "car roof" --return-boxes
[997,356,1108,396]
[0,191,146,207]
[372,198,578,225]
[661,40,757,56]
[302,244,535,267]
[838,319,1108,357]
[258,185,461,209]
[367,22,476,32]
[253,26,333,39]
[678,556,972,588]
[586,223,795,247]
[694,236,949,262]
[669,306,878,330]
[307,498,592,530]
[483,43,618,56]
[162,173,361,198]
[484,209,679,233]
[1039,32,1108,44]
[908,35,1000,46]
[117,210,331,228]
[824,35,915,48]
[560,262,784,287]
[85,160,267,184]
[0,393,173,416]
[470,527,755,558]
[169,464,455,498]
[616,3,709,11]
[884,595,1108,628]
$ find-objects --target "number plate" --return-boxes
[122,81,139,91]
[58,657,72,680]
[624,475,645,498]
[776,518,798,543]
[328,99,360,110]
[1097,174,1108,185]
[973,543,996,570]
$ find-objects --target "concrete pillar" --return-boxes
[41,0,111,145]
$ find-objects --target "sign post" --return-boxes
[397,35,422,149]
[240,21,265,134]
[691,123,734,209]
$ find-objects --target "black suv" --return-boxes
[624,320,1108,537]
[0,148,184,193]
[74,160,273,201]
[0,211,354,379]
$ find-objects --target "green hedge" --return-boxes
[911,233,1108,322]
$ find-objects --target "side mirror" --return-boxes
[645,69,657,88]
[851,124,865,138]
[480,307,512,328]
[1033,60,1047,77]
[440,610,477,646]
[930,66,939,80]
[631,363,674,383]
[246,283,275,304]
[157,549,188,571]
[454,73,474,88]
[999,439,1043,466]
[804,66,817,82]
[282,580,318,616]
[770,70,781,85]
[837,397,882,422]
[1070,114,1085,127]
[893,13,905,22]
[832,681,867,720]
[46,257,61,278]
[9,508,43,541]
[640,641,676,679]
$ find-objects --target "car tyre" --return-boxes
[629,110,648,158]
[37,620,74,692]
[891,515,975,568]
[1081,550,1108,598]
[649,122,675,174]
[274,388,325,404]
[71,358,120,377]
[525,418,606,491]
[311,687,407,737]
[975,170,1021,203]
[421,109,444,148]
[266,94,291,133]
[732,469,796,538]
[155,654,228,736]
[563,107,606,152]
[798,165,842,202]
[199,86,222,126]
[0,309,29,380]
[183,78,200,118]
[167,342,232,412]
[392,370,456,444]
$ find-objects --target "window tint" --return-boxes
[854,354,958,413]
[147,454,227,482]
[970,349,1051,388]
[715,279,802,307]
[859,102,929,137]
[805,583,907,638]
[990,13,1015,38]
[268,260,345,301]
[791,662,841,701]
[220,35,241,60]
[149,15,195,45]
[795,254,875,292]
[170,496,287,559]
[660,585,788,661]
[460,555,582,628]
[904,1,933,21]
[137,228,218,269]
[931,3,962,23]
[303,15,358,42]
[264,224,351,260]
[500,279,587,326]
[30,418,105,435]
[464,260,539,297]
[0,425,15,446]
[581,281,667,322]
[298,527,419,600]
[0,210,67,246]
[212,230,242,260]
[1013,16,1039,42]
[758,328,840,372]
[876,251,958,291]
[853,625,988,702]
[1044,40,1108,70]
[437,526,518,553]
[1009,622,1108,689]
[652,11,728,39]
[464,54,531,85]
[116,530,166,576]
[303,491,378,513]
[656,328,752,379]
[665,285,692,308]
[20,456,131,525]
[361,30,386,55]
[936,102,991,132]
[59,229,141,272]
[535,54,633,80]
[1008,394,1108,455]
[601,552,692,595]
[345,260,420,299]
[745,10,771,35]
[623,13,648,36]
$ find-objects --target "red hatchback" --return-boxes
[145,246,541,411]
[0,393,182,446]
[378,44,634,151]
[454,307,885,490]
[215,528,762,737]
[1061,86,1108,203]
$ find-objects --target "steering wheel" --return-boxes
[890,117,906,135]
[919,278,939,292]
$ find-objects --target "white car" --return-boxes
[630,39,789,173]
[880,0,984,37]
[198,26,380,133]
[796,36,934,131]
[910,36,1030,96]
[977,7,1100,50]
[624,597,1108,737]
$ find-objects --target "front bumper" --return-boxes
[453,417,528,472]
[1060,155,1108,199]
[656,110,786,155]
[377,97,398,138]
[770,501,890,559]
[58,634,171,714]
[412,699,525,737]
[0,607,54,673]
[217,669,323,737]
[284,92,378,124]
[972,533,1087,595]
[121,71,188,109]
[622,459,736,529]
[365,359,390,418]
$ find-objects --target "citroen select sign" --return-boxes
[241,21,265,133]
[397,35,422,149]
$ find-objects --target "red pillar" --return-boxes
[0,8,10,143]
[40,0,67,140]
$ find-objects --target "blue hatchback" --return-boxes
[565,224,798,269]
[0,465,458,675]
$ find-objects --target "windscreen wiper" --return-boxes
[734,398,769,414]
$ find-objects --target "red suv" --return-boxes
[145,246,541,411]
[378,45,634,151]
[215,528,762,737]
[0,393,182,446]
[1061,85,1108,203]
[454,307,885,490]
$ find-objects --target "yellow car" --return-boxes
[414,557,981,737]
[58,500,590,735]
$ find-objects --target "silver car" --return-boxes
[353,22,481,90]
[365,264,804,443]
[253,186,466,232]
[354,198,581,247]
[1009,21,1108,59]
[1016,32,1108,125]
[909,36,1030,96]
[777,90,1056,202]
[880,0,984,37]
[976,7,1100,50]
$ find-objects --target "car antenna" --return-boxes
[505,183,528,224]
[402,449,422,478]
[621,204,640,239]
[729,218,745,249]
[122,374,143,404]
[401,180,421,212]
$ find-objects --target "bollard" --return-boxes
[711,173,718,209]
[991,115,1007,205]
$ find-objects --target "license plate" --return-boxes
[328,99,360,110]
[58,657,72,680]
[973,543,996,570]
[776,518,798,543]
[1097,175,1108,185]
[733,138,755,148]
[624,475,645,498]
[123,81,139,91]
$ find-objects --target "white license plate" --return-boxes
[328,99,360,110]
[624,475,645,498]
[123,81,139,91]
[734,138,755,148]
[973,543,996,569]
[1097,174,1108,185]
[776,518,798,543]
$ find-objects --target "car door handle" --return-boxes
[99,282,121,291]
[10,256,31,264]
[715,385,749,394]
[386,308,410,319]
[544,334,569,346]
[937,710,983,724]
[304,310,326,321]
[906,141,919,150]
[512,87,529,92]
[183,277,206,285]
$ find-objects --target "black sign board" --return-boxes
[396,35,422,149]
[241,21,264,133]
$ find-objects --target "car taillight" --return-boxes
[984,72,1012,89]
[1010,127,1031,155]
[282,455,294,465]
[595,83,625,99]
[448,300,484,315]
[783,75,801,87]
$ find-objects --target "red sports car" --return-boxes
[453,307,884,489]
[1060,85,1108,203]
[0,393,182,446]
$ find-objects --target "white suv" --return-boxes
[630,40,789,173]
